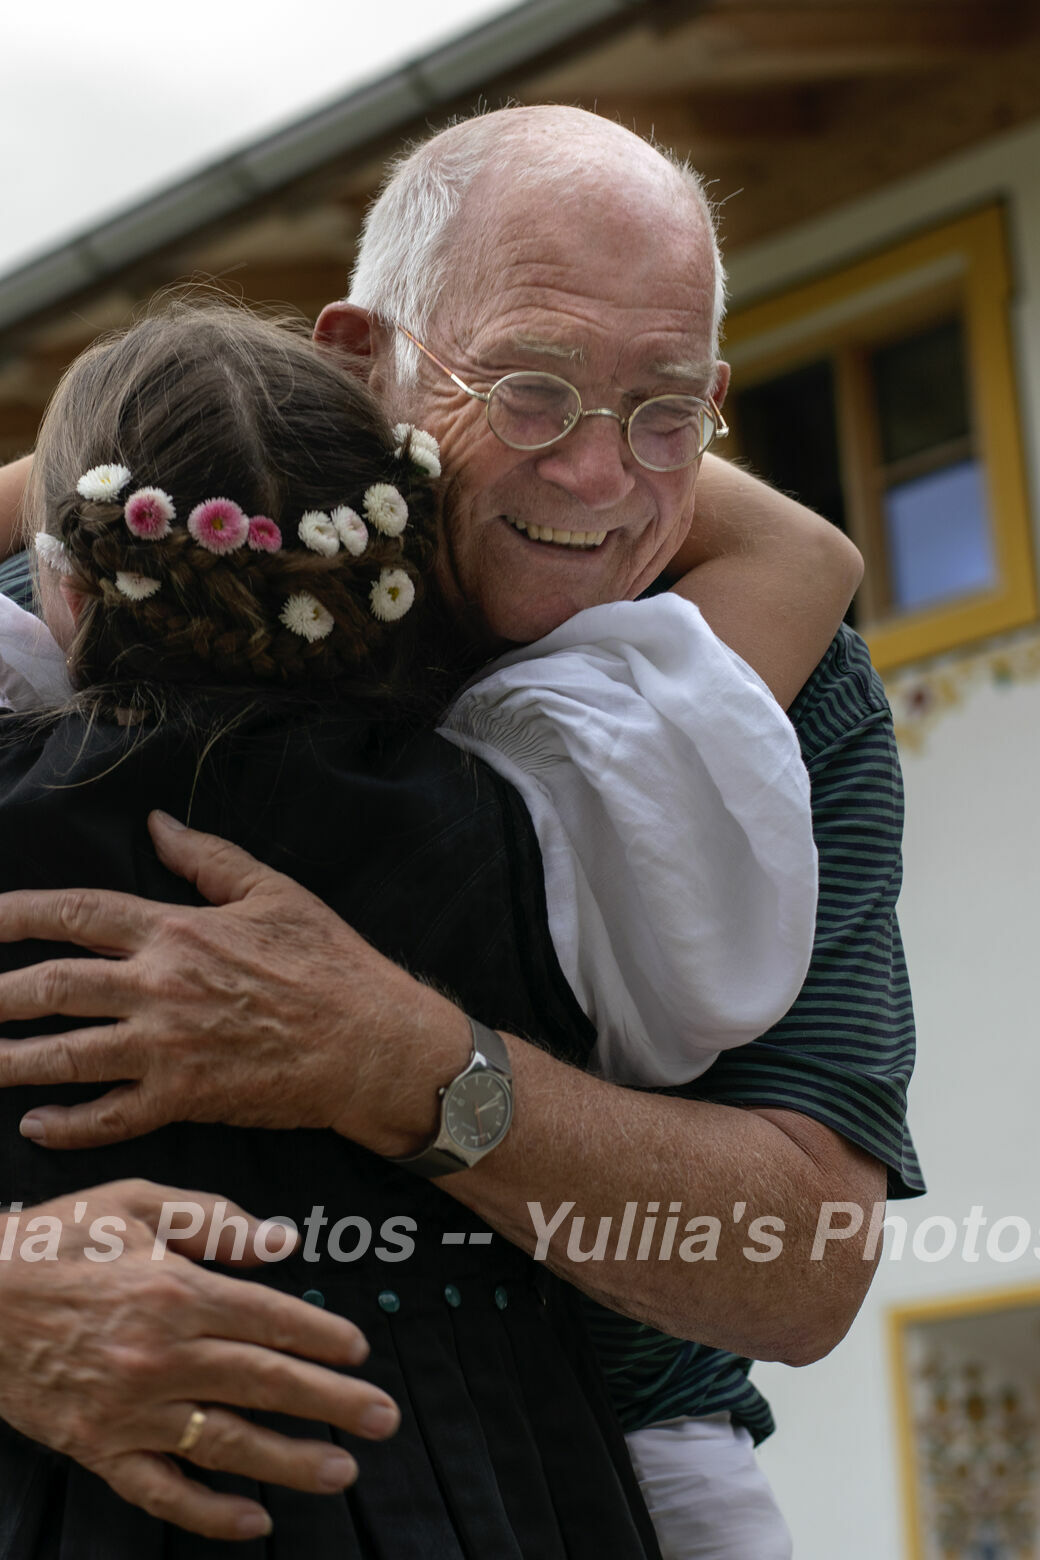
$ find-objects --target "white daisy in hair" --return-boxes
[77,464,132,502]
[298,511,340,556]
[330,506,368,557]
[34,533,75,576]
[363,484,408,538]
[392,423,441,478]
[114,572,161,601]
[370,567,414,622]
[280,592,334,641]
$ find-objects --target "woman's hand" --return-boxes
[0,1179,399,1540]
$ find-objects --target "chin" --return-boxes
[480,596,587,649]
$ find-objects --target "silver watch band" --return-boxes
[390,1017,512,1178]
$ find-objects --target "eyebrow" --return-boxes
[509,334,587,365]
[508,336,715,393]
[648,357,718,391]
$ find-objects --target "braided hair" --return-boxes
[27,297,448,724]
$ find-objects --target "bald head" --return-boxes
[348,105,726,383]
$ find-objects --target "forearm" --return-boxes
[370,1014,885,1365]
[672,454,863,707]
[0,455,32,558]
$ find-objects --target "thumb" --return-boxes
[148,811,275,907]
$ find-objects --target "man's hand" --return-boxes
[0,812,467,1155]
[0,1179,399,1541]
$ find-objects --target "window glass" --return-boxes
[884,458,995,611]
[731,360,847,536]
[872,318,971,466]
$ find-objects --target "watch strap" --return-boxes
[467,1017,511,1078]
[390,1017,512,1178]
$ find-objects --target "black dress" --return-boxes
[0,706,660,1559]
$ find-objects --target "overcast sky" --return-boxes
[1,0,515,279]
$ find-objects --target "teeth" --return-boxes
[508,519,607,549]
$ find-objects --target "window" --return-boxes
[723,207,1037,671]
[889,1285,1040,1559]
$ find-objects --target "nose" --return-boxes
[533,412,637,510]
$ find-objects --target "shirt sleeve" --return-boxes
[0,593,70,712]
[671,626,924,1199]
[439,595,819,1087]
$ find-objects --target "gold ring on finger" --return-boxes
[175,1407,208,1455]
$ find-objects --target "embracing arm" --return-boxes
[0,455,32,557]
[0,646,908,1368]
[670,454,863,707]
[0,861,882,1364]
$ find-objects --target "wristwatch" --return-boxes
[391,1017,513,1177]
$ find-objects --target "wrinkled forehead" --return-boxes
[437,157,716,370]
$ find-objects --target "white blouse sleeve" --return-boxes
[0,594,70,712]
[438,595,818,1087]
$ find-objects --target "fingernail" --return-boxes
[318,1452,357,1490]
[151,809,186,831]
[236,1511,273,1539]
[343,1329,370,1366]
[19,1116,44,1141]
[359,1402,399,1438]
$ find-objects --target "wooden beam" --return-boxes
[596,87,826,151]
[691,0,1030,67]
[533,0,1034,96]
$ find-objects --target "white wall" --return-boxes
[726,123,1040,1559]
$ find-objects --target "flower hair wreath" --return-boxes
[34,425,440,641]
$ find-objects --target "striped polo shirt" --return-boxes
[583,623,923,1442]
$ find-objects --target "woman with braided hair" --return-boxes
[0,294,834,1556]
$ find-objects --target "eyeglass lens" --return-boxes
[485,373,714,471]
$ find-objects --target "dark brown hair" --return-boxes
[27,295,447,723]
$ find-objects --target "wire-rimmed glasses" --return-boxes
[398,327,728,472]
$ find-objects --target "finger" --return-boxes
[0,887,158,955]
[149,812,287,908]
[0,1025,133,1086]
[20,1084,157,1149]
[182,1339,399,1438]
[94,1451,274,1543]
[98,1181,301,1268]
[0,955,140,1021]
[193,1267,370,1364]
[167,1403,358,1495]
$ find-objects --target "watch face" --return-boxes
[444,1072,512,1153]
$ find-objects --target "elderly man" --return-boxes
[0,106,919,1552]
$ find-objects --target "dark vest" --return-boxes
[0,707,657,1560]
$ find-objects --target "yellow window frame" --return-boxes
[723,206,1037,672]
[888,1281,1040,1560]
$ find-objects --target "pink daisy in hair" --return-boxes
[247,515,282,553]
[187,497,248,555]
[124,486,175,540]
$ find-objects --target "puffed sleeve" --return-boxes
[0,594,70,712]
[439,595,817,1086]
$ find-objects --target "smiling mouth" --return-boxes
[506,518,607,549]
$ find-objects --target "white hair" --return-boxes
[347,108,727,384]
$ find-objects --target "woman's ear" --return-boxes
[40,573,85,652]
[58,575,86,625]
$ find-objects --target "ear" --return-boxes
[314,302,387,362]
[711,361,731,410]
[58,575,86,626]
[314,302,398,400]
